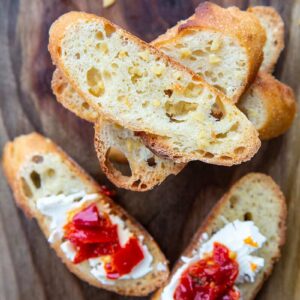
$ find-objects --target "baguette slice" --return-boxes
[49,11,260,165]
[94,120,185,191]
[2,133,169,296]
[52,68,185,191]
[153,173,287,300]
[152,2,266,102]
[248,6,285,73]
[238,72,296,140]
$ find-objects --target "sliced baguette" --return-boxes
[248,6,285,73]
[51,5,293,191]
[2,133,169,296]
[153,173,287,300]
[152,2,266,102]
[238,72,296,140]
[52,68,185,191]
[49,11,261,165]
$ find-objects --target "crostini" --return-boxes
[153,173,286,300]
[2,133,169,296]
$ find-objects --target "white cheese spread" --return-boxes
[161,220,266,300]
[37,191,153,284]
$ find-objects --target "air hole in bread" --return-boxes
[87,67,105,97]
[229,195,238,208]
[132,180,141,188]
[204,152,214,159]
[87,67,102,86]
[104,23,116,37]
[213,84,226,94]
[30,171,41,189]
[46,169,55,177]
[57,46,62,56]
[107,148,132,177]
[141,184,147,189]
[82,102,90,110]
[234,147,246,155]
[142,101,149,108]
[165,101,198,122]
[21,177,33,198]
[95,31,104,40]
[192,49,205,56]
[164,89,173,98]
[244,212,253,221]
[174,43,184,49]
[32,155,43,163]
[147,157,157,167]
[210,97,225,121]
[55,82,68,95]
[220,155,232,161]
[110,64,118,70]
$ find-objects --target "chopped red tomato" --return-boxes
[174,242,240,300]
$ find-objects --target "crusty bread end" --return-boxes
[248,6,285,73]
[238,72,296,140]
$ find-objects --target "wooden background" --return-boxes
[0,0,299,299]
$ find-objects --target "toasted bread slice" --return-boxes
[152,2,266,102]
[49,11,260,165]
[153,173,287,300]
[52,68,185,191]
[238,72,296,140]
[2,133,169,296]
[248,6,285,73]
[94,120,185,191]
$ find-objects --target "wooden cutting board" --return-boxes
[0,0,299,299]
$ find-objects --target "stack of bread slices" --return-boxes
[49,2,296,191]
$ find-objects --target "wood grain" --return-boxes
[0,0,299,299]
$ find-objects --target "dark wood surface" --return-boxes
[0,0,299,299]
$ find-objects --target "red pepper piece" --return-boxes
[73,241,121,264]
[174,242,240,300]
[73,204,100,227]
[65,222,119,245]
[105,238,144,279]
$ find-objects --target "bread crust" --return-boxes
[153,2,266,102]
[248,6,285,73]
[2,133,169,296]
[239,72,296,140]
[152,173,287,300]
[48,11,261,166]
[138,128,260,166]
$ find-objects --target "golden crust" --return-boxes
[239,72,296,140]
[248,6,285,73]
[153,2,267,102]
[153,173,287,300]
[2,133,169,296]
[138,127,261,166]
[48,11,261,166]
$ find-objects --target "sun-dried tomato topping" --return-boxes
[174,242,240,300]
